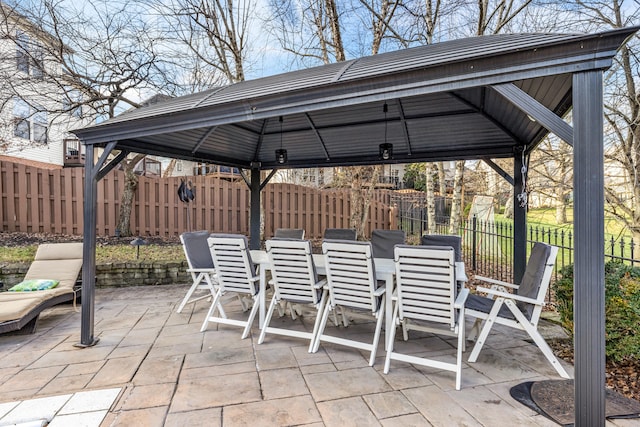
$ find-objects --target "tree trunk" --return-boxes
[448,160,465,234]
[117,154,146,237]
[437,162,446,195]
[425,163,436,233]
[349,166,381,239]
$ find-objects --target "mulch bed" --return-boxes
[0,232,180,247]
[549,338,640,402]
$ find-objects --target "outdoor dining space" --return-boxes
[0,230,592,427]
[0,276,579,427]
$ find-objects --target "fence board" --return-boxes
[0,160,395,240]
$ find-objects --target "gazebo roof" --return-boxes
[72,28,637,170]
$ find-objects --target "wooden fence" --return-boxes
[0,160,396,239]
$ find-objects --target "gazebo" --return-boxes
[72,27,639,424]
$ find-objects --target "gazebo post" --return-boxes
[573,70,606,424]
[249,167,261,250]
[78,145,98,347]
[513,149,527,283]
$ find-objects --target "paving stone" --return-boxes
[170,372,261,412]
[180,361,257,381]
[380,413,433,427]
[117,327,162,347]
[107,343,152,359]
[106,406,167,427]
[259,368,310,400]
[317,396,381,426]
[0,365,65,392]
[376,365,433,390]
[223,395,321,427]
[117,383,175,410]
[37,373,92,396]
[300,363,337,375]
[164,407,222,427]
[183,346,255,369]
[362,390,418,419]
[402,385,482,426]
[255,346,298,370]
[57,360,105,378]
[291,345,332,366]
[133,355,184,386]
[28,346,114,369]
[305,367,391,402]
[88,356,144,388]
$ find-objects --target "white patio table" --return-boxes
[250,249,467,349]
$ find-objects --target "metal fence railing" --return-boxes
[398,213,639,287]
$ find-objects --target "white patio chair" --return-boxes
[177,231,220,313]
[384,245,468,390]
[311,240,385,366]
[202,234,261,339]
[258,239,327,351]
[465,242,570,378]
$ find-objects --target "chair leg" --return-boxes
[467,318,483,341]
[384,302,400,374]
[455,311,465,390]
[468,298,504,363]
[241,293,261,339]
[200,290,224,332]
[402,319,409,341]
[505,300,571,379]
[309,290,327,353]
[368,297,385,366]
[312,301,333,353]
[258,295,279,344]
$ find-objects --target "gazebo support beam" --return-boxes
[573,70,605,424]
[249,167,261,250]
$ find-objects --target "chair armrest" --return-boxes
[373,286,386,296]
[186,268,216,274]
[454,288,469,309]
[474,275,519,290]
[313,279,327,289]
[476,286,542,306]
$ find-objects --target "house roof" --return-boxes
[71,27,638,170]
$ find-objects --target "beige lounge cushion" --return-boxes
[0,294,48,322]
[24,243,83,290]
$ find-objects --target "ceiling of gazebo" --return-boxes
[71,28,637,170]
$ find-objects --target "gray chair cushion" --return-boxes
[516,242,551,318]
[421,235,462,262]
[371,229,406,259]
[323,228,357,240]
[465,293,517,320]
[274,228,305,239]
[181,230,215,269]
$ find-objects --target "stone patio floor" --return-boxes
[0,284,635,427]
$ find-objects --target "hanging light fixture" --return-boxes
[275,116,287,164]
[379,103,392,160]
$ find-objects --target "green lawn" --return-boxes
[0,244,185,264]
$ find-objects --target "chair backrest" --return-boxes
[371,229,406,259]
[180,230,215,270]
[516,243,558,320]
[421,234,462,262]
[274,228,305,239]
[323,228,357,241]
[25,243,83,290]
[207,234,258,295]
[266,239,321,305]
[322,240,378,312]
[394,245,457,329]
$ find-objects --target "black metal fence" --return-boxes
[398,209,639,286]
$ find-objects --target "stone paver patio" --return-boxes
[0,284,635,426]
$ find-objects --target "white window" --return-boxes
[16,31,30,74]
[13,98,30,139]
[13,98,48,144]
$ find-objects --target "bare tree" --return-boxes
[1,0,180,236]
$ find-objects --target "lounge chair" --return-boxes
[0,242,83,334]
